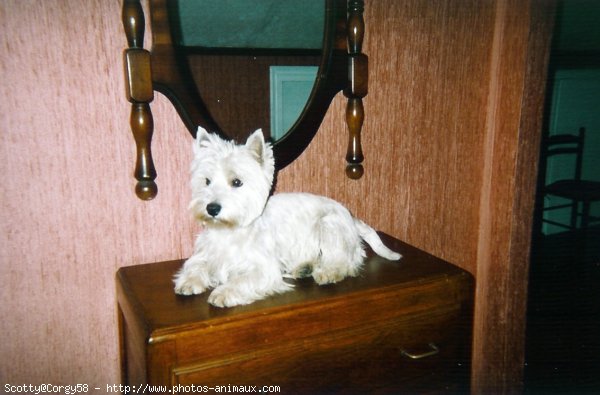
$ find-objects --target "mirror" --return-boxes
[167,0,325,142]
[122,0,368,200]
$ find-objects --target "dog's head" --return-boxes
[189,127,275,228]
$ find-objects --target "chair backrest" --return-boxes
[542,127,585,182]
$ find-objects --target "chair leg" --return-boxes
[575,201,591,266]
[581,201,590,230]
[570,200,579,229]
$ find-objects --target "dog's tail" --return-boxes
[354,219,402,261]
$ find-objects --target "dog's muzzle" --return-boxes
[206,202,222,217]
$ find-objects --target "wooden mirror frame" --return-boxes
[122,0,368,200]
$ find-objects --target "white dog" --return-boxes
[174,127,401,307]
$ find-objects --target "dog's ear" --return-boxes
[194,126,211,154]
[246,129,267,163]
[246,128,275,184]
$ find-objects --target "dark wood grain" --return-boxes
[117,233,473,392]
[129,102,157,199]
[344,0,367,179]
[122,0,157,199]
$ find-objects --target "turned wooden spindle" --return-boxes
[122,0,157,200]
[122,0,144,48]
[344,0,368,179]
[130,103,157,200]
[346,97,365,179]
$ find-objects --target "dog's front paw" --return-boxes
[174,272,207,296]
[208,286,253,308]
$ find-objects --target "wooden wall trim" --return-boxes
[474,0,527,387]
[472,0,555,393]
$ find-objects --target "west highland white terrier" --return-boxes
[174,127,402,307]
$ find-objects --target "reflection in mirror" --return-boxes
[171,1,324,49]
[122,0,368,200]
[269,65,319,140]
[167,0,325,142]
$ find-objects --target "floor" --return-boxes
[524,226,600,394]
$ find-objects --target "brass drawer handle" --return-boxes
[401,343,440,360]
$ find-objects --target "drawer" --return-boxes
[173,304,470,392]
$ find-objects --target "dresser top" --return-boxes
[117,233,472,341]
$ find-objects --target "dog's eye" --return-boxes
[205,178,211,186]
[231,178,243,188]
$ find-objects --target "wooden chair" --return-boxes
[540,127,600,231]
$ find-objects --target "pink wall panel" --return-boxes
[0,0,197,385]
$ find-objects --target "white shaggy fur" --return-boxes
[174,127,401,307]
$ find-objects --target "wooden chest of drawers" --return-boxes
[117,233,473,393]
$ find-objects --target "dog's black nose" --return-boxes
[206,202,221,217]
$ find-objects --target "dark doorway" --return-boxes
[525,1,600,393]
